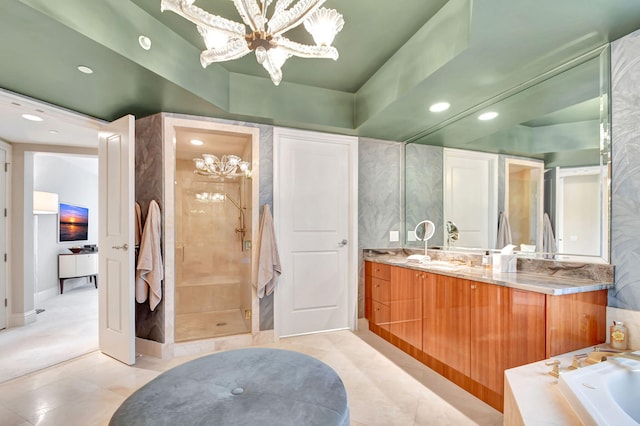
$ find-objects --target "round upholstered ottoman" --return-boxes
[109,348,349,426]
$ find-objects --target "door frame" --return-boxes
[443,148,498,249]
[272,127,358,338]
[0,141,10,330]
[162,116,261,347]
[555,165,603,259]
[504,157,544,250]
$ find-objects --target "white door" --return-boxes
[98,115,135,364]
[0,145,6,330]
[274,128,357,338]
[556,166,600,256]
[443,148,498,249]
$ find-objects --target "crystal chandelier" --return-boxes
[193,154,251,178]
[161,0,344,85]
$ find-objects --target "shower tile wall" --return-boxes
[174,159,248,321]
[166,113,275,331]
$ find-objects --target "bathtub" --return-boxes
[558,351,640,425]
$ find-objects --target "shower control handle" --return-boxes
[338,239,348,247]
[112,243,129,251]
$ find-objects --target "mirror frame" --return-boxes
[403,44,611,263]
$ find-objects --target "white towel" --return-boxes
[542,213,557,258]
[135,200,164,310]
[256,204,281,298]
[496,211,513,248]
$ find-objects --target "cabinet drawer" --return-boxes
[371,300,390,331]
[371,277,390,304]
[371,263,391,280]
[76,254,98,276]
[58,255,76,278]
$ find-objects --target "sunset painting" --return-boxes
[59,203,89,242]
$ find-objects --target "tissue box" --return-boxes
[492,254,517,273]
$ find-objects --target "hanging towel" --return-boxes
[135,200,164,310]
[135,202,142,248]
[256,204,281,299]
[496,211,513,248]
[542,212,557,258]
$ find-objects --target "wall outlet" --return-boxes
[389,230,400,242]
[407,231,416,242]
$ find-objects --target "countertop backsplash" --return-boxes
[364,247,614,283]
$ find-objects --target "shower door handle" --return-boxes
[112,243,129,251]
[338,239,348,247]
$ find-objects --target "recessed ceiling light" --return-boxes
[77,65,94,74]
[478,111,499,121]
[49,130,59,134]
[22,114,43,122]
[429,102,450,112]
[138,35,152,50]
[190,139,204,146]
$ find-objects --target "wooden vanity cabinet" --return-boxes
[426,274,471,375]
[545,289,607,357]
[470,283,545,397]
[389,267,424,350]
[364,260,605,412]
[365,263,391,331]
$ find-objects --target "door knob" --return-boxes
[112,243,129,251]
[338,239,348,247]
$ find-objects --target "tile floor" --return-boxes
[0,328,502,425]
[0,285,98,383]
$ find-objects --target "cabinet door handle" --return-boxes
[471,284,477,289]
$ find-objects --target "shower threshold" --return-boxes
[175,309,250,342]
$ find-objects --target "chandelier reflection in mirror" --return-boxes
[193,154,252,178]
[160,0,344,85]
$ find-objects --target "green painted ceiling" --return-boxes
[2,0,640,159]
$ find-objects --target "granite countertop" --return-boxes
[364,250,614,296]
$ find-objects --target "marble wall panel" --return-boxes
[611,30,640,312]
[405,143,444,247]
[135,114,165,343]
[358,138,404,249]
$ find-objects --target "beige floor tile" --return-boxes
[0,327,504,426]
[0,403,33,426]
[32,388,124,426]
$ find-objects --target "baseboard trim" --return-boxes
[36,287,58,304]
[136,337,172,360]
[9,309,37,327]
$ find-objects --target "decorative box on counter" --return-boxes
[493,254,517,273]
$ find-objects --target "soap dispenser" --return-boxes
[482,250,491,269]
[610,321,628,350]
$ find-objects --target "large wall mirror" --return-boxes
[405,45,611,263]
